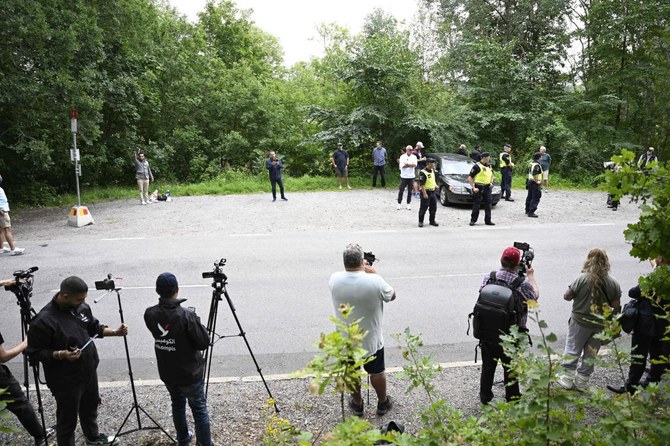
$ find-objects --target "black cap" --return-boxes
[426,157,436,164]
[156,272,178,297]
[533,152,542,160]
[480,152,491,158]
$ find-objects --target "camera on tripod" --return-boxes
[4,267,38,314]
[95,274,116,291]
[513,242,534,276]
[363,251,377,266]
[202,258,227,282]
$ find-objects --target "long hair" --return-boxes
[581,248,611,308]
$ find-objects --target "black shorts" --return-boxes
[363,347,385,375]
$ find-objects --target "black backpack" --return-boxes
[468,271,525,345]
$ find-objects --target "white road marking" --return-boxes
[578,223,616,227]
[101,237,145,241]
[388,273,485,280]
[354,230,398,234]
[230,233,273,237]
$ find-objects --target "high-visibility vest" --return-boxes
[473,163,493,185]
[500,152,512,168]
[527,162,543,182]
[421,169,437,190]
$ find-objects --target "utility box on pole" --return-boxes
[67,109,94,227]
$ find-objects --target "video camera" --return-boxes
[513,242,534,276]
[363,251,377,266]
[4,267,39,321]
[202,258,227,283]
[94,274,117,291]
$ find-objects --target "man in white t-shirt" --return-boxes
[329,243,396,417]
[397,145,417,210]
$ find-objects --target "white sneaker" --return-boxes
[10,248,25,256]
[141,201,147,205]
[406,204,412,210]
[0,247,10,253]
[396,204,401,210]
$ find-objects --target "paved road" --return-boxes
[1,190,647,383]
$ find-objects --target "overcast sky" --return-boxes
[166,0,418,66]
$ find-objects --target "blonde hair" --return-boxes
[581,248,611,308]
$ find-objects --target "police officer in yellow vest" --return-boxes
[525,152,543,218]
[499,143,515,201]
[418,158,439,227]
[467,152,495,226]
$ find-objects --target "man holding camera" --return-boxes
[0,278,54,446]
[329,244,396,417]
[144,273,213,446]
[478,247,539,404]
[27,276,128,445]
[266,150,287,202]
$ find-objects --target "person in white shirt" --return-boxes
[329,243,396,417]
[397,145,417,210]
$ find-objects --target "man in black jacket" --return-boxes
[144,273,213,446]
[27,276,127,446]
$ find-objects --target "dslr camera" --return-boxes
[513,242,535,276]
[363,251,377,266]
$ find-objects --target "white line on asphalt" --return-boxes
[101,237,146,241]
[230,233,273,237]
[470,226,511,229]
[388,273,484,280]
[578,223,616,227]
[52,284,211,293]
[354,230,398,234]
[90,360,481,388]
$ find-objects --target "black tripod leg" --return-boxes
[31,363,49,443]
[223,287,279,413]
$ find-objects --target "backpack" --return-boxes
[468,271,525,345]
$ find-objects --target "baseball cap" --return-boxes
[480,152,491,158]
[501,247,521,265]
[504,143,511,148]
[533,152,542,160]
[426,157,436,164]
[156,272,178,296]
[647,147,654,152]
[416,141,424,148]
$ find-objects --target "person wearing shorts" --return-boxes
[332,143,351,189]
[539,146,552,190]
[0,174,24,255]
[329,243,396,416]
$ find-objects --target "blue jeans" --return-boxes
[166,379,213,446]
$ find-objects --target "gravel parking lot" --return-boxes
[1,187,643,445]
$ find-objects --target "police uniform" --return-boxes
[468,153,494,226]
[418,159,438,227]
[525,154,543,217]
[499,145,514,201]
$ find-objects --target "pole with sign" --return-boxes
[67,109,94,227]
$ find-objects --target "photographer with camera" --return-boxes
[329,244,396,417]
[557,248,621,391]
[0,278,54,446]
[27,276,128,446]
[266,150,287,202]
[144,273,213,446]
[477,246,539,404]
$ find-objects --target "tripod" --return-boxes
[4,267,51,443]
[95,285,175,443]
[202,259,278,412]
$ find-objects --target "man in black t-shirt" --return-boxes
[332,143,351,189]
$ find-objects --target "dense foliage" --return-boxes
[0,0,668,204]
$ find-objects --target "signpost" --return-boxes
[67,109,94,227]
